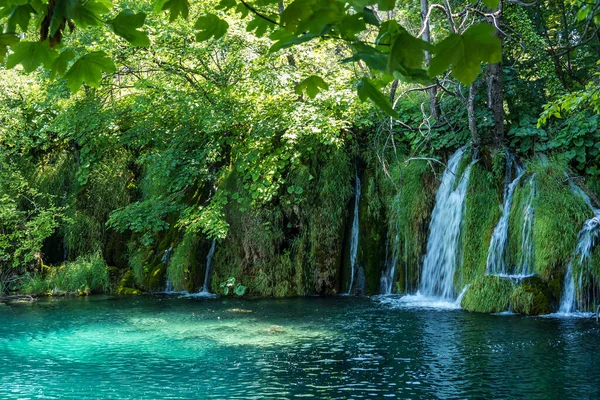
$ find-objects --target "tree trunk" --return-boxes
[468,83,480,154]
[420,0,439,120]
[487,1,504,148]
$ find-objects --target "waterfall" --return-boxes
[380,231,398,295]
[162,247,174,293]
[347,171,361,295]
[559,206,600,313]
[200,240,217,294]
[486,157,525,276]
[517,175,536,276]
[420,147,472,300]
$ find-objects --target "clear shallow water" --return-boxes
[0,296,599,399]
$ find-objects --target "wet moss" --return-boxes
[461,275,513,313]
[529,159,591,281]
[460,162,503,287]
[510,277,551,315]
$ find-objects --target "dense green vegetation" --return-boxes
[1,0,600,315]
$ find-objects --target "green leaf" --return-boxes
[64,51,116,92]
[269,30,316,53]
[0,33,19,63]
[109,10,150,47]
[217,0,236,10]
[246,16,272,37]
[69,0,110,28]
[357,77,398,118]
[195,14,229,41]
[50,48,75,77]
[48,0,68,37]
[344,43,387,71]
[480,0,500,9]
[295,75,329,99]
[363,7,379,27]
[387,28,431,75]
[428,23,501,86]
[377,0,395,11]
[5,41,58,73]
[6,4,35,33]
[158,0,189,21]
[234,285,247,296]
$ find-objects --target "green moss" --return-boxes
[387,159,438,293]
[116,270,141,295]
[460,162,503,287]
[529,158,591,281]
[461,275,513,313]
[510,277,551,315]
[168,232,200,292]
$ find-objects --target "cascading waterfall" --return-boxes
[420,147,472,300]
[486,156,525,276]
[347,171,361,295]
[162,247,174,293]
[380,231,398,295]
[200,240,217,294]
[517,175,536,276]
[559,184,600,313]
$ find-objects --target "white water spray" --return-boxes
[486,157,525,275]
[420,147,472,300]
[200,240,217,294]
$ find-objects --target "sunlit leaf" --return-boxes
[428,23,501,85]
[6,41,58,73]
[195,14,229,41]
[64,51,116,92]
[109,10,150,47]
[295,75,329,99]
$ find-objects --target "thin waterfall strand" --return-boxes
[518,175,536,276]
[420,147,472,300]
[559,210,600,313]
[486,162,525,275]
[201,240,217,293]
[347,172,361,295]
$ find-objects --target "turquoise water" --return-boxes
[0,295,599,399]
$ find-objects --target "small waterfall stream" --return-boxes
[559,182,600,313]
[517,175,536,276]
[347,171,361,295]
[380,231,398,295]
[200,240,217,294]
[420,147,472,300]
[162,247,174,293]
[486,157,525,276]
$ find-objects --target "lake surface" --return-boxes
[0,295,599,399]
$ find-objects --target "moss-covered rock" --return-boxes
[116,270,140,295]
[461,275,513,313]
[510,277,551,315]
[460,156,503,288]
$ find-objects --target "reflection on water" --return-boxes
[0,295,599,399]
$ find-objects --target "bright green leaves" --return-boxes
[357,77,398,118]
[387,28,432,84]
[429,23,501,85]
[68,0,111,29]
[64,51,116,92]
[109,10,151,47]
[246,16,273,37]
[295,75,329,99]
[0,33,18,63]
[5,4,36,33]
[50,49,75,77]
[155,0,189,22]
[6,41,57,73]
[195,14,229,41]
